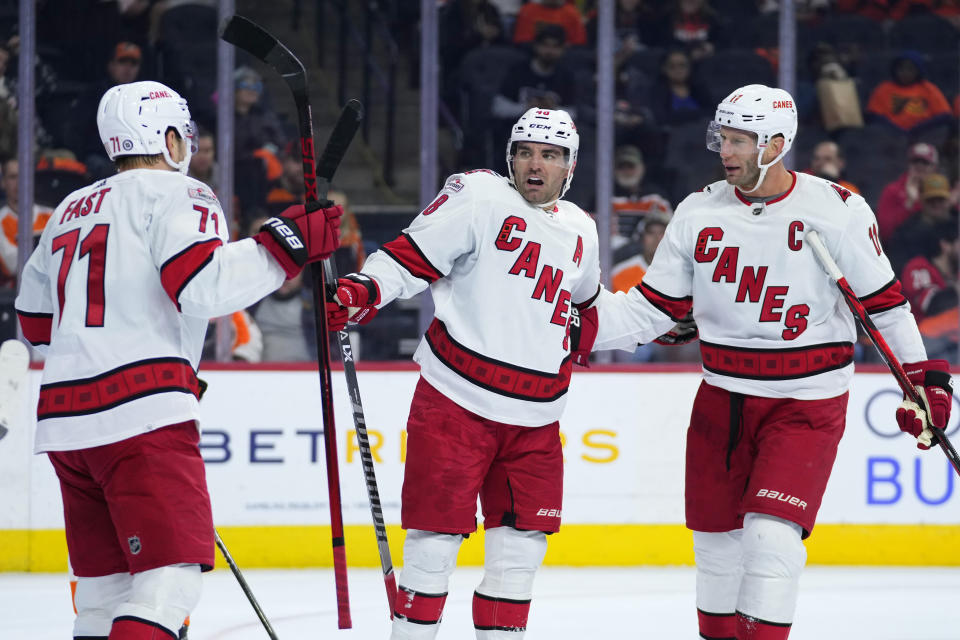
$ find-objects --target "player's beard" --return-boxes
[725,155,762,191]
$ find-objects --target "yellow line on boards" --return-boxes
[2,524,958,572]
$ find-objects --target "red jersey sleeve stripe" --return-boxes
[160,238,223,311]
[380,233,444,283]
[860,278,908,314]
[17,310,53,346]
[638,282,693,321]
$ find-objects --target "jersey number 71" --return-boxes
[51,224,110,327]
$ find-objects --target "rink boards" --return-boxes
[2,365,958,571]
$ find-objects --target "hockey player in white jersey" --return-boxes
[326,108,601,639]
[14,80,342,640]
[591,84,953,639]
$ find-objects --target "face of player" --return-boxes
[513,141,569,206]
[718,126,781,191]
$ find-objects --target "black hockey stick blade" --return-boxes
[219,15,306,88]
[316,100,364,199]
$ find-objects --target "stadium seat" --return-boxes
[692,51,775,105]
[889,14,960,54]
[456,45,528,168]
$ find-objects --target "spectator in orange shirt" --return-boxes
[513,0,586,47]
[0,158,52,287]
[866,51,952,133]
[653,0,726,61]
[805,141,860,194]
[876,142,940,241]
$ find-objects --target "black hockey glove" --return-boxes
[654,311,698,346]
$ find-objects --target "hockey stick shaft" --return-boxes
[806,230,960,477]
[314,100,397,617]
[220,15,351,628]
[215,530,279,640]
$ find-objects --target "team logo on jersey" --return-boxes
[188,187,220,205]
[128,535,142,555]
[572,235,583,267]
[830,183,852,203]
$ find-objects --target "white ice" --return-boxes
[2,566,958,639]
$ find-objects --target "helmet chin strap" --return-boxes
[738,145,784,195]
[161,135,192,174]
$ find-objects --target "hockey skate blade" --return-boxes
[0,339,29,440]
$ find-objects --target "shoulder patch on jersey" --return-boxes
[443,176,465,193]
[829,182,852,204]
[188,186,220,205]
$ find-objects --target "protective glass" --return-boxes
[185,120,198,155]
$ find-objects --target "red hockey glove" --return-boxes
[896,359,953,449]
[568,304,598,366]
[254,202,343,279]
[654,312,698,346]
[325,273,381,332]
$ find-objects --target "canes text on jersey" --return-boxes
[496,215,572,328]
[694,222,809,340]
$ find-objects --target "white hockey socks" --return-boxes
[391,530,463,640]
[693,529,743,640]
[736,513,805,639]
[110,563,201,639]
[73,572,131,639]
[472,527,547,639]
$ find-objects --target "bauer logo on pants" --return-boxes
[128,536,142,555]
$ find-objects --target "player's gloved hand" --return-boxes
[254,202,343,279]
[654,311,698,346]
[325,273,381,332]
[568,304,598,366]
[896,359,953,449]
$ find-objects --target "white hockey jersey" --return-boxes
[16,169,286,452]
[362,170,601,426]
[594,171,926,399]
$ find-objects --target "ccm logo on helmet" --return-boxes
[773,100,794,109]
[264,218,303,249]
[529,124,552,130]
[149,90,174,99]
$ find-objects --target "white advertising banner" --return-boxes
[3,368,958,532]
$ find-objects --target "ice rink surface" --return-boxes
[3,566,959,639]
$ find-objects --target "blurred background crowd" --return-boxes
[1,0,958,364]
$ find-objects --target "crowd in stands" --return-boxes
[0,0,958,362]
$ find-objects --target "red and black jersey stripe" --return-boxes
[38,357,200,420]
[700,340,854,380]
[426,319,571,402]
[160,238,223,311]
[17,309,53,346]
[638,282,693,321]
[381,233,444,283]
[860,278,907,314]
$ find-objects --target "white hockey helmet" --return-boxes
[506,107,579,204]
[706,84,798,193]
[96,80,197,174]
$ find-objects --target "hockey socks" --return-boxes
[697,609,736,640]
[472,591,531,636]
[108,617,177,639]
[736,612,792,640]
[393,586,448,626]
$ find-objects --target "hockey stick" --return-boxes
[0,339,29,441]
[214,530,279,640]
[219,15,354,628]
[806,230,960,477]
